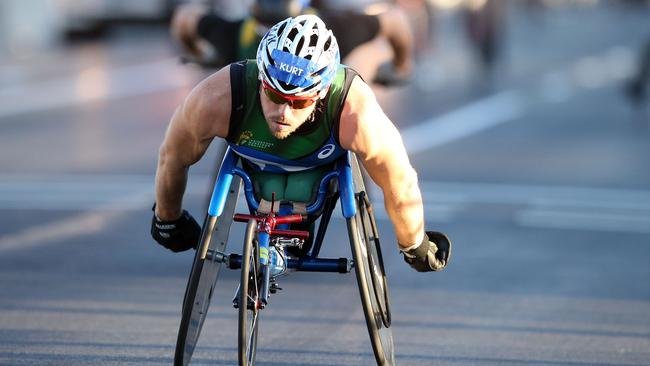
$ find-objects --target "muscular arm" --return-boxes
[170,4,208,57]
[154,66,232,220]
[339,77,423,247]
[377,5,414,75]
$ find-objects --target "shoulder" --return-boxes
[181,64,233,140]
[342,74,375,112]
[338,74,404,162]
[338,75,380,151]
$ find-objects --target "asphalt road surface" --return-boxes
[1,3,649,366]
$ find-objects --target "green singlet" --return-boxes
[226,60,356,204]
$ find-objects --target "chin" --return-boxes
[269,121,297,140]
[272,130,292,140]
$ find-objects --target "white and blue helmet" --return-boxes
[257,14,340,97]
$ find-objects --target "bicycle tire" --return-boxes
[347,202,395,366]
[238,219,261,366]
[174,179,242,366]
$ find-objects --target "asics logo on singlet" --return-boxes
[279,63,304,76]
[317,144,336,159]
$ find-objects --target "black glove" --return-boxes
[151,206,201,253]
[373,61,412,87]
[401,231,451,272]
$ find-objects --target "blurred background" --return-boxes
[1,0,650,365]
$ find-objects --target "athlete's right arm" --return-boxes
[377,5,414,77]
[154,65,232,221]
[170,4,208,58]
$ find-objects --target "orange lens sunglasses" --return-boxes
[261,80,319,109]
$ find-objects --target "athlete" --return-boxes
[152,15,449,272]
[170,0,414,84]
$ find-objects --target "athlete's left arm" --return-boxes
[339,76,424,248]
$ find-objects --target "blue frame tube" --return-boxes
[208,149,358,218]
[337,152,357,218]
[228,255,349,273]
[306,171,339,213]
[232,167,258,212]
[258,232,270,265]
[286,258,349,273]
[207,148,238,217]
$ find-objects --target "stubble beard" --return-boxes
[271,128,293,140]
[268,103,320,140]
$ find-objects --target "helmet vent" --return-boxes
[296,36,306,55]
[265,46,274,65]
[256,14,340,96]
[288,28,300,46]
[323,37,331,51]
[277,23,287,37]
[278,80,292,90]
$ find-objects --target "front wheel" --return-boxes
[238,219,261,366]
[174,178,241,366]
[347,192,395,366]
[174,215,223,366]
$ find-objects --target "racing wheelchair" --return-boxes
[174,146,394,366]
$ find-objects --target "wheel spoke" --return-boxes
[239,219,261,366]
[252,258,259,303]
[247,311,258,362]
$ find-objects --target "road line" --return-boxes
[0,210,112,254]
[4,175,650,213]
[418,181,650,232]
[0,173,208,211]
[2,176,650,253]
[516,209,650,234]
[401,90,527,155]
[402,45,637,155]
[418,181,650,211]
[0,191,150,254]
[0,58,196,119]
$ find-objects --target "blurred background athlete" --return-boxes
[170,0,415,85]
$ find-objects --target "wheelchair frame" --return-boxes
[173,146,394,366]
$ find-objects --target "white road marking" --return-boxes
[0,173,209,211]
[0,173,244,254]
[1,175,650,253]
[3,176,650,216]
[0,209,111,254]
[418,181,650,211]
[401,90,527,155]
[0,58,197,119]
[403,45,636,155]
[375,180,650,233]
[516,209,650,234]
[0,191,149,254]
